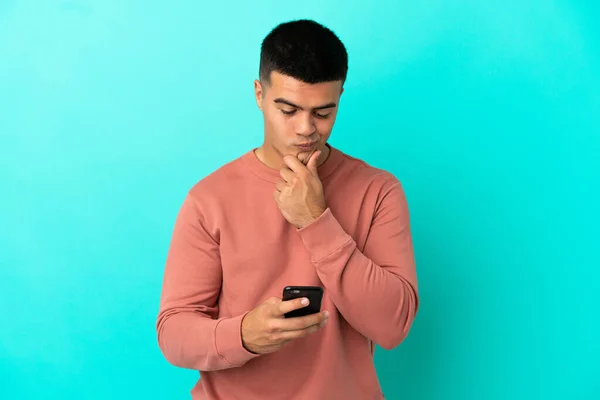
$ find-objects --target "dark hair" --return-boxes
[259,19,348,86]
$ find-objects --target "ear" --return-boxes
[254,79,263,110]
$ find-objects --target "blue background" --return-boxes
[1,1,599,398]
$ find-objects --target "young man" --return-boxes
[156,19,419,399]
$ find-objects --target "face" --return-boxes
[254,71,344,167]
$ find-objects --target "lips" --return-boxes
[296,142,317,149]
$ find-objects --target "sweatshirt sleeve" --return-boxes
[156,193,260,371]
[296,179,419,350]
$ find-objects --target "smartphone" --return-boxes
[282,286,324,318]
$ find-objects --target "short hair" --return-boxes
[259,19,348,86]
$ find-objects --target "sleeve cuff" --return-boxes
[214,312,261,367]
[297,208,354,262]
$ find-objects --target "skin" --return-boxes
[254,70,344,170]
[241,71,345,355]
[254,70,345,229]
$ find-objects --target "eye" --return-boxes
[281,109,296,116]
[315,112,331,119]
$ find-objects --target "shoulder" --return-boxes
[186,153,247,205]
[334,150,410,219]
[335,148,403,194]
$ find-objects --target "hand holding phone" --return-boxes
[240,286,328,355]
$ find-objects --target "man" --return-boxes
[156,19,419,399]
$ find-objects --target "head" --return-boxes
[254,19,348,167]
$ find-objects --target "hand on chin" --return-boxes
[288,147,317,165]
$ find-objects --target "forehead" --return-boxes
[267,71,342,103]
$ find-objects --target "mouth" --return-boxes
[296,142,317,151]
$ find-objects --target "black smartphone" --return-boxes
[282,286,324,318]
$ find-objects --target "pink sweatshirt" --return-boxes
[156,145,419,399]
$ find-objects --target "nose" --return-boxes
[295,113,316,136]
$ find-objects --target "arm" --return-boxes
[156,194,260,371]
[296,180,419,349]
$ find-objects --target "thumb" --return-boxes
[307,150,321,174]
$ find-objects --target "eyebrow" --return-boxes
[273,98,337,111]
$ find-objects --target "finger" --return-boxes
[274,319,327,341]
[276,297,311,316]
[306,150,322,175]
[279,167,295,183]
[276,310,329,332]
[282,154,306,173]
[275,179,286,192]
[301,149,316,166]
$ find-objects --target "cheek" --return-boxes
[277,116,294,134]
[264,110,281,128]
[316,119,335,136]
[265,111,293,138]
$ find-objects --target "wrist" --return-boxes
[297,208,326,230]
[240,313,260,354]
[312,209,325,220]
